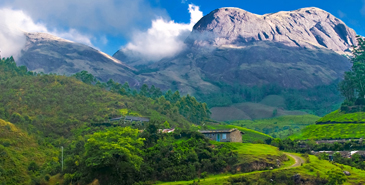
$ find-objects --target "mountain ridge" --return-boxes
[187,7,357,54]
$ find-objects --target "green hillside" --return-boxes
[0,119,57,185]
[206,124,272,142]
[173,155,365,185]
[0,57,195,139]
[290,123,365,140]
[210,102,307,121]
[316,109,365,123]
[228,115,320,138]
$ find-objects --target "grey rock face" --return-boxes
[18,32,139,86]
[343,171,351,176]
[187,7,357,54]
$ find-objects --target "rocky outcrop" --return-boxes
[17,32,139,86]
[187,7,357,54]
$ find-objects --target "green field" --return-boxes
[226,115,320,138]
[157,154,365,185]
[206,124,272,142]
[317,109,365,123]
[290,123,365,140]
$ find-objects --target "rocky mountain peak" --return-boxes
[187,7,357,53]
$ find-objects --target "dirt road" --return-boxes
[284,152,305,168]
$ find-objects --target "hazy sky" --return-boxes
[0,0,364,59]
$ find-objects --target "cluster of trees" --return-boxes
[62,124,238,185]
[340,36,365,112]
[319,152,365,171]
[73,71,211,124]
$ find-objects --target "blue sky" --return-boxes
[0,0,364,59]
[97,0,365,55]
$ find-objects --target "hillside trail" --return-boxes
[157,152,306,185]
[284,152,305,168]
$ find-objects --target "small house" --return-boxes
[199,128,244,142]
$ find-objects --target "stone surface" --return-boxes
[113,7,355,95]
[186,7,357,54]
[18,32,139,86]
[343,171,351,176]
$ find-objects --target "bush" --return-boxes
[44,175,50,181]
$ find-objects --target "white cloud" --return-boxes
[0,8,94,58]
[2,0,168,36]
[122,4,203,61]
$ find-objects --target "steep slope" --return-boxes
[0,119,57,185]
[17,32,139,86]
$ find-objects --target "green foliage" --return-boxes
[72,70,96,84]
[142,131,238,181]
[0,58,193,139]
[326,169,347,185]
[339,36,365,108]
[83,127,144,185]
[0,119,58,185]
[63,128,238,184]
[228,115,319,138]
[329,152,365,171]
[72,71,210,125]
[290,124,365,140]
[317,109,365,123]
[196,80,342,116]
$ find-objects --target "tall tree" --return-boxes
[339,36,365,105]
[82,127,144,185]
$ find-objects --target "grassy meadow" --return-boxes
[290,123,365,140]
[226,115,320,138]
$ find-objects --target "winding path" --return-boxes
[284,152,305,168]
[158,152,306,184]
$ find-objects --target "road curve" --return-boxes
[284,152,305,168]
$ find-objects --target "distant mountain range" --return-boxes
[12,7,359,119]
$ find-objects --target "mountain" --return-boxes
[11,7,358,118]
[120,7,355,92]
[186,7,356,53]
[17,32,140,86]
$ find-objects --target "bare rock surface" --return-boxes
[18,32,139,86]
[187,7,357,54]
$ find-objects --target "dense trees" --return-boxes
[82,127,144,185]
[62,126,238,184]
[72,70,211,124]
[340,36,365,112]
[195,81,342,116]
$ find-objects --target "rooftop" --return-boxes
[199,128,244,134]
[109,116,150,122]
